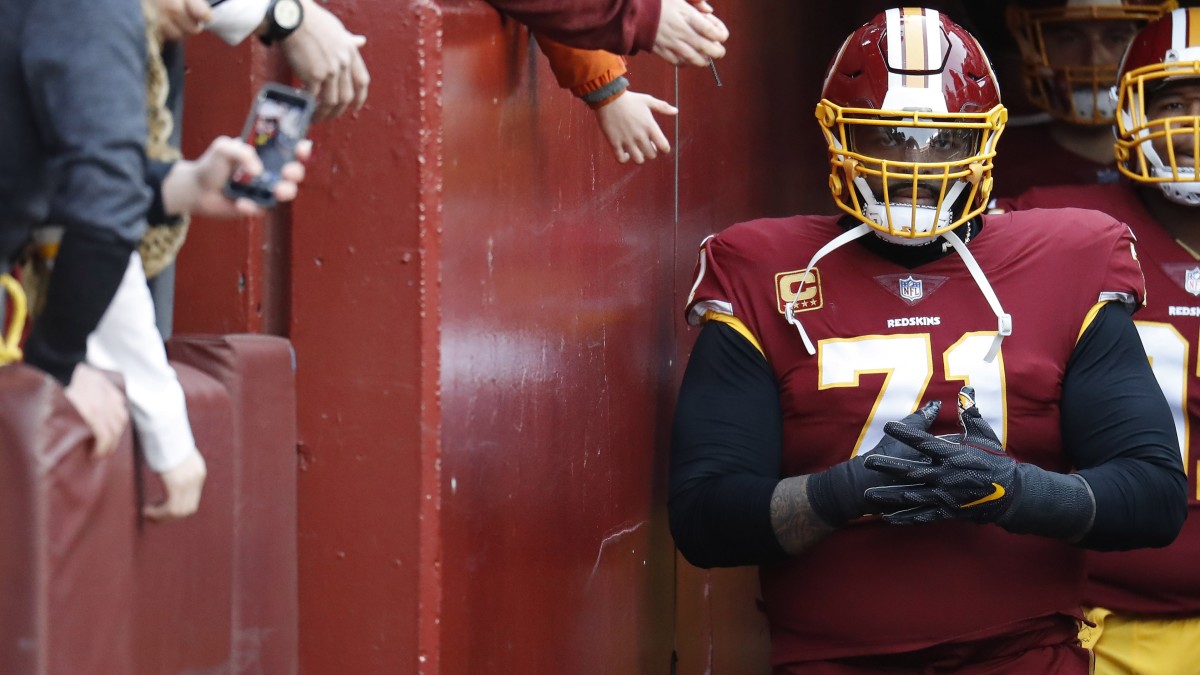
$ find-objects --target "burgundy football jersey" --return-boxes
[1012,183,1200,617]
[685,209,1145,662]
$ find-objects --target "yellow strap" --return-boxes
[704,310,765,357]
[0,274,28,365]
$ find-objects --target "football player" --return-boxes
[668,7,1186,672]
[993,0,1175,198]
[1008,7,1200,672]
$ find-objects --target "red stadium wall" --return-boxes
[171,2,958,673]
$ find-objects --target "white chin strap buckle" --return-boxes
[864,203,950,245]
[1151,166,1200,206]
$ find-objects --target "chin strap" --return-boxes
[853,175,967,239]
[785,223,873,355]
[940,229,1011,362]
[785,224,1011,363]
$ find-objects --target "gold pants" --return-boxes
[1082,606,1200,675]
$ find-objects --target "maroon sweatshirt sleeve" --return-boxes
[485,0,661,54]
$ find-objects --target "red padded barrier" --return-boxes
[0,364,136,675]
[167,334,299,675]
[1,335,297,675]
[133,361,235,674]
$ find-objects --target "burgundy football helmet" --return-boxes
[818,7,1007,242]
[1113,7,1200,204]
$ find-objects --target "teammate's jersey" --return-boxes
[1011,183,1200,617]
[684,210,1145,662]
[990,121,1120,201]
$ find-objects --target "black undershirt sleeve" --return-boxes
[1063,302,1187,551]
[669,321,787,569]
[22,226,135,384]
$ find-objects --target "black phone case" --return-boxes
[223,82,316,207]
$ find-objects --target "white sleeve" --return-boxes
[206,0,271,46]
[86,253,199,473]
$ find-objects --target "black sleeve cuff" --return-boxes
[145,159,183,227]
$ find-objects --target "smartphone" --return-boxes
[224,82,316,207]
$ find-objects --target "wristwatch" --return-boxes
[259,0,304,46]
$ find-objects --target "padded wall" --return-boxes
[0,365,136,675]
[0,334,298,674]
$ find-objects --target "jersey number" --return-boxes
[1135,322,1192,493]
[818,333,1006,457]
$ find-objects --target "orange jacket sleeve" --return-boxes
[535,34,629,109]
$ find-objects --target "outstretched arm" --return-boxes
[489,0,727,65]
[536,34,678,164]
[593,91,677,164]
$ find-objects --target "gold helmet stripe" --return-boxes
[902,7,929,89]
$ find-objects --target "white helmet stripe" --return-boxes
[882,8,949,113]
[1173,6,1186,50]
[925,9,944,98]
[885,7,904,94]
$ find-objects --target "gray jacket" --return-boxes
[0,0,150,383]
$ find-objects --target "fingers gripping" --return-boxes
[865,386,1019,525]
[806,401,943,527]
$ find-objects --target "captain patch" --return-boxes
[776,268,823,315]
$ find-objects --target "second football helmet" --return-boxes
[1007,0,1176,124]
[818,7,1007,243]
[1115,7,1200,205]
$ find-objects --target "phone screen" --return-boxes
[226,84,315,206]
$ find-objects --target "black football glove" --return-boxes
[863,386,1095,541]
[806,400,940,527]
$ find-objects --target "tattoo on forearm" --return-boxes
[770,476,834,555]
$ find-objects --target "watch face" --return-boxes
[274,0,302,30]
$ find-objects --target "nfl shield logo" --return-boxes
[1187,268,1200,296]
[899,276,923,302]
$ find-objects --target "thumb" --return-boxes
[649,98,679,116]
[143,501,176,523]
[216,138,263,177]
[957,386,979,419]
[353,34,367,47]
[898,400,941,431]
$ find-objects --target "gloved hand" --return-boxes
[864,386,1095,540]
[864,387,1013,524]
[806,400,940,527]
